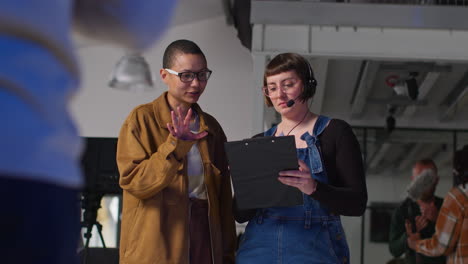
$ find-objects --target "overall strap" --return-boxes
[312,115,331,137]
[263,125,276,137]
[300,115,331,174]
[301,115,331,219]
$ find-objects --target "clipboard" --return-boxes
[224,135,302,210]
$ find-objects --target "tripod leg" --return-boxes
[95,223,107,248]
[82,247,89,264]
[83,225,93,248]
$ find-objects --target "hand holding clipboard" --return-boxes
[224,135,302,210]
[278,159,317,195]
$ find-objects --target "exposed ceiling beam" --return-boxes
[368,142,392,170]
[439,71,468,122]
[353,128,468,145]
[251,1,468,30]
[396,143,444,172]
[367,96,428,106]
[396,143,426,171]
[433,147,453,175]
[440,88,468,121]
[350,61,380,119]
[380,63,452,73]
[381,130,452,144]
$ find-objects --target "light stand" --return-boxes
[80,138,121,264]
[81,192,106,249]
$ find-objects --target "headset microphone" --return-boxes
[287,58,317,108]
[286,96,300,107]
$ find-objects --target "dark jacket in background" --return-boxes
[389,197,446,264]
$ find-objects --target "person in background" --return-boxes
[406,145,468,264]
[388,159,446,264]
[116,39,237,264]
[0,1,176,263]
[234,52,368,263]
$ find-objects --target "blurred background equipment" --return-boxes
[108,53,154,92]
[392,72,419,101]
[80,138,121,264]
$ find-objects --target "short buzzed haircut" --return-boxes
[415,159,438,174]
[162,39,206,68]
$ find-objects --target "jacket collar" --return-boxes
[152,92,211,134]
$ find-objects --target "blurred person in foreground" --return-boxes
[0,1,176,263]
[406,145,468,264]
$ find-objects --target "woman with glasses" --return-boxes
[116,39,236,264]
[235,53,368,264]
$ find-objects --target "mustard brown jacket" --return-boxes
[117,92,236,264]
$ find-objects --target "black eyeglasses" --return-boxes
[165,68,212,83]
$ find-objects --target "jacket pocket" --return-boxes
[163,172,184,205]
[123,201,141,257]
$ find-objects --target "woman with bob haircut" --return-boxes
[235,53,368,264]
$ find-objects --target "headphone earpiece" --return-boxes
[308,78,317,95]
[305,60,317,95]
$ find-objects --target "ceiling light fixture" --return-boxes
[386,72,419,101]
[108,53,154,92]
[385,105,397,133]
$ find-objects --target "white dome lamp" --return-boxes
[108,52,154,92]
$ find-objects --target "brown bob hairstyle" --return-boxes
[263,53,316,107]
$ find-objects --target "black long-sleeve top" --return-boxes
[234,119,368,223]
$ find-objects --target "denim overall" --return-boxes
[236,116,350,264]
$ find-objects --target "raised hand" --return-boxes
[278,159,317,195]
[419,201,438,222]
[405,220,421,250]
[414,215,429,232]
[166,107,208,141]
